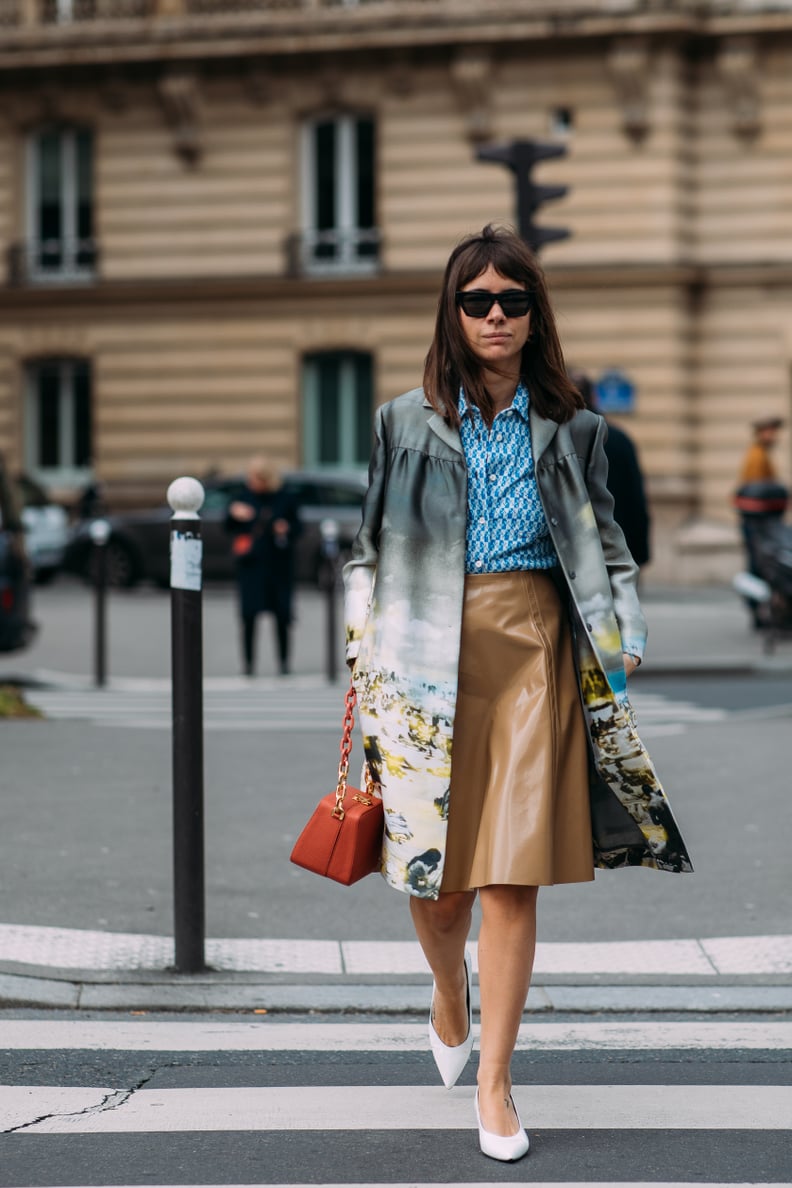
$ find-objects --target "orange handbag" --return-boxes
[290,681,383,885]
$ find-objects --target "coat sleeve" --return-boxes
[343,405,388,665]
[585,416,647,662]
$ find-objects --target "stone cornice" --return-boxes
[1,4,790,75]
[3,262,792,312]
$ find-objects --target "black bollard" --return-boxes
[89,519,110,688]
[320,518,339,684]
[167,477,206,974]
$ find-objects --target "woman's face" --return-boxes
[457,264,532,371]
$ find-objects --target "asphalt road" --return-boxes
[1,698,789,944]
[1,1010,790,1186]
[1,579,789,946]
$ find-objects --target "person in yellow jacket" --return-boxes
[739,416,783,483]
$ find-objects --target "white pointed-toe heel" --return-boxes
[428,950,473,1089]
[474,1089,530,1162]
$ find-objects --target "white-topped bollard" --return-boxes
[167,476,206,974]
[88,518,111,687]
[167,476,204,520]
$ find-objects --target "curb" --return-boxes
[2,970,792,1015]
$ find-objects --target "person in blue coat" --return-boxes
[226,457,301,675]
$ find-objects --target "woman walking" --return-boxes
[343,225,691,1161]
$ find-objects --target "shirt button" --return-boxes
[489,475,496,482]
[479,517,486,525]
[496,434,503,441]
[474,560,483,569]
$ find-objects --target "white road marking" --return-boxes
[24,686,730,734]
[1,1019,791,1053]
[4,1083,791,1134]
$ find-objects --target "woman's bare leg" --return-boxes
[410,890,476,1045]
[476,884,538,1136]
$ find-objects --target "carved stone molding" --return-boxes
[608,38,651,143]
[317,65,345,108]
[717,37,761,141]
[450,48,494,143]
[99,73,130,114]
[158,70,202,165]
[387,53,415,99]
[244,64,271,107]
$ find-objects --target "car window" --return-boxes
[202,488,232,513]
[283,481,319,506]
[15,475,50,509]
[315,484,365,507]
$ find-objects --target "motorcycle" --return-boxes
[733,480,792,653]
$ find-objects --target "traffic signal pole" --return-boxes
[476,139,571,253]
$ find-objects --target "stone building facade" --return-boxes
[0,0,790,581]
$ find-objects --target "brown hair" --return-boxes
[423,224,582,426]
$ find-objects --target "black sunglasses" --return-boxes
[455,289,533,318]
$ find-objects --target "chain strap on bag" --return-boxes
[290,680,384,885]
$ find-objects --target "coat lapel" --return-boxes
[529,404,560,462]
[422,395,463,455]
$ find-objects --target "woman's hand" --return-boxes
[623,653,640,679]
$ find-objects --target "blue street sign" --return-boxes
[595,369,636,414]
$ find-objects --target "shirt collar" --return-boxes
[458,380,530,420]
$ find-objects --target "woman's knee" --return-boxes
[479,884,538,923]
[411,889,475,934]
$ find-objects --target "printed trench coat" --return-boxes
[344,388,692,899]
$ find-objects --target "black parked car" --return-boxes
[0,455,36,653]
[64,469,368,588]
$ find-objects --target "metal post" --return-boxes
[167,476,206,974]
[89,519,110,688]
[320,518,339,685]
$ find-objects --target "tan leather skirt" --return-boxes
[440,570,594,892]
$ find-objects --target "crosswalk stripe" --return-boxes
[1,1019,790,1052]
[24,686,729,733]
[4,1083,791,1134]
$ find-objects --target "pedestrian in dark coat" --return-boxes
[571,370,651,566]
[226,457,301,675]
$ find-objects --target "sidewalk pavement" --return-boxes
[2,924,792,1015]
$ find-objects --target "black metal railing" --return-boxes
[0,1,719,32]
[286,228,381,277]
[7,239,99,286]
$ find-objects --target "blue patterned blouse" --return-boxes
[459,382,558,574]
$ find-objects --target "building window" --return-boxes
[25,359,93,485]
[302,352,373,467]
[25,127,96,283]
[298,114,379,275]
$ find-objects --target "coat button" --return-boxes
[550,517,558,526]
[569,570,576,580]
[586,622,592,631]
